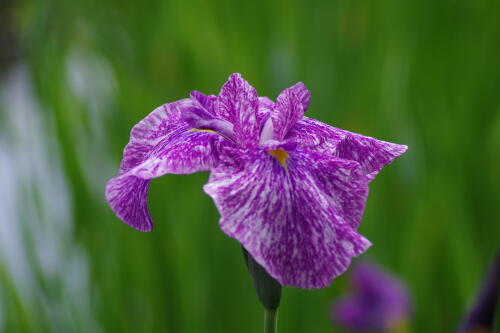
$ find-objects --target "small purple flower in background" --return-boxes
[331,261,411,332]
[105,73,407,289]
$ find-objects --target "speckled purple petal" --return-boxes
[257,96,274,121]
[190,90,217,114]
[106,98,224,231]
[335,132,408,181]
[203,147,371,289]
[119,99,191,174]
[105,175,152,231]
[107,129,223,231]
[181,99,234,139]
[288,117,408,180]
[291,82,311,112]
[286,117,346,153]
[215,73,259,147]
[271,84,306,140]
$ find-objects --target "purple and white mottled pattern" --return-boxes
[288,117,408,180]
[181,101,234,139]
[331,261,412,332]
[105,73,407,289]
[272,84,306,140]
[106,99,223,231]
[257,96,274,121]
[190,90,216,113]
[118,100,190,174]
[204,146,371,288]
[334,132,408,180]
[215,73,260,147]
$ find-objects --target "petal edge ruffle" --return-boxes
[204,148,371,288]
[288,117,407,181]
[107,124,224,231]
[216,73,260,147]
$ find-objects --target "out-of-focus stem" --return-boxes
[264,308,278,333]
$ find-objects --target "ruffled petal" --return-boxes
[131,129,223,176]
[119,99,191,174]
[105,175,152,231]
[290,82,311,112]
[181,98,234,139]
[335,133,408,181]
[204,148,371,289]
[286,117,346,153]
[257,96,274,121]
[287,117,408,180]
[107,104,224,231]
[190,90,216,114]
[216,73,259,147]
[272,83,309,140]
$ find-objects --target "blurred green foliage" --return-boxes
[1,0,499,331]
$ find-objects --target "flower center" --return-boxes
[268,148,288,168]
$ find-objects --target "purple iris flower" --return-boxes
[331,261,411,332]
[105,73,407,289]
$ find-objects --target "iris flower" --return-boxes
[105,73,407,289]
[331,261,411,332]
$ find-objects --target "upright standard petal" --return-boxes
[216,73,260,147]
[271,83,307,140]
[204,147,371,289]
[106,100,224,231]
[288,117,408,180]
[290,82,311,111]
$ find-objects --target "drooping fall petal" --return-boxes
[204,146,371,288]
[288,117,408,180]
[106,100,224,231]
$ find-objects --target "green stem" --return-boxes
[264,308,278,333]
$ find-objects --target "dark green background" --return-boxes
[1,0,499,332]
